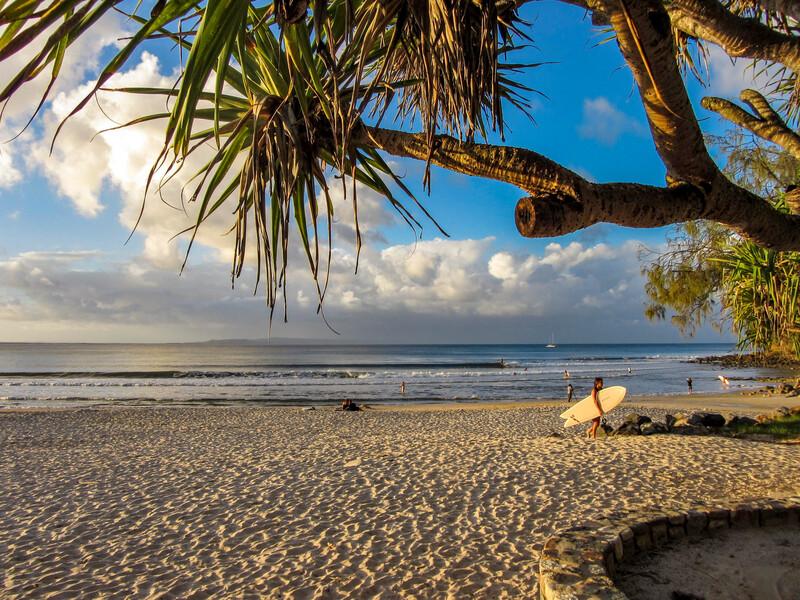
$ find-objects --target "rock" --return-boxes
[755,413,771,424]
[641,421,668,435]
[671,591,705,600]
[788,389,800,398]
[779,383,795,394]
[593,423,614,439]
[790,405,800,415]
[686,412,705,427]
[613,422,641,436]
[624,413,652,426]
[665,414,677,430]
[772,406,792,419]
[680,412,725,427]
[726,415,758,427]
[700,412,726,427]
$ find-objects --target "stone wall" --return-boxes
[538,496,800,600]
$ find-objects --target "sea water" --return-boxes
[0,342,774,409]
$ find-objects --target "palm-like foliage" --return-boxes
[0,0,530,319]
[712,218,800,356]
[644,197,800,357]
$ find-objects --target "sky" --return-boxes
[0,1,772,344]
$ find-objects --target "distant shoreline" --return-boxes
[2,389,795,415]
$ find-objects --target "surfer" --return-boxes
[400,381,406,395]
[687,377,693,394]
[587,377,604,439]
[567,383,574,402]
[563,369,570,380]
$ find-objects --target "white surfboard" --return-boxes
[560,386,627,428]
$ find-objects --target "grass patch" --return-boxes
[731,413,800,439]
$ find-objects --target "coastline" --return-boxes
[367,389,795,414]
[1,389,795,415]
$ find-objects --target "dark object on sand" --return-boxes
[671,591,705,600]
[341,399,360,411]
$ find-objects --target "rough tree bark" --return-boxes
[703,89,800,160]
[363,127,800,248]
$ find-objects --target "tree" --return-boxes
[3,0,800,318]
[642,131,800,357]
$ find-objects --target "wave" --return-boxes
[0,369,376,380]
[0,362,509,379]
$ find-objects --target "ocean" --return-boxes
[0,342,776,409]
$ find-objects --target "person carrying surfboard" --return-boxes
[587,377,604,439]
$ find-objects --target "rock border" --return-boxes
[538,495,800,600]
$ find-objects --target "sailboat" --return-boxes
[545,334,557,348]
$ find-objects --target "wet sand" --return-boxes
[1,399,799,598]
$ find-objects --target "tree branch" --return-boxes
[702,89,800,160]
[588,0,718,184]
[548,0,800,74]
[363,126,584,198]
[363,126,800,249]
[668,0,800,72]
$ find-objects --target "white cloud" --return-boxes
[0,148,21,188]
[26,52,180,219]
[0,237,656,341]
[706,44,774,97]
[578,97,646,145]
[19,50,411,274]
[0,14,128,191]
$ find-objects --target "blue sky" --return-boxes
[0,2,766,343]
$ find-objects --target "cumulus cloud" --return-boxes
[26,51,180,219]
[0,14,128,186]
[20,49,414,275]
[0,148,22,188]
[0,236,657,341]
[578,97,646,145]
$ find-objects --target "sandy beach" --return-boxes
[2,396,799,598]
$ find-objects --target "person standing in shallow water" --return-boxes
[567,383,574,402]
[587,377,604,439]
[687,377,693,394]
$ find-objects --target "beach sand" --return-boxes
[617,526,800,600]
[2,396,799,598]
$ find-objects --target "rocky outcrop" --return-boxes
[608,409,794,439]
[640,421,668,435]
[726,415,758,427]
[689,353,800,368]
